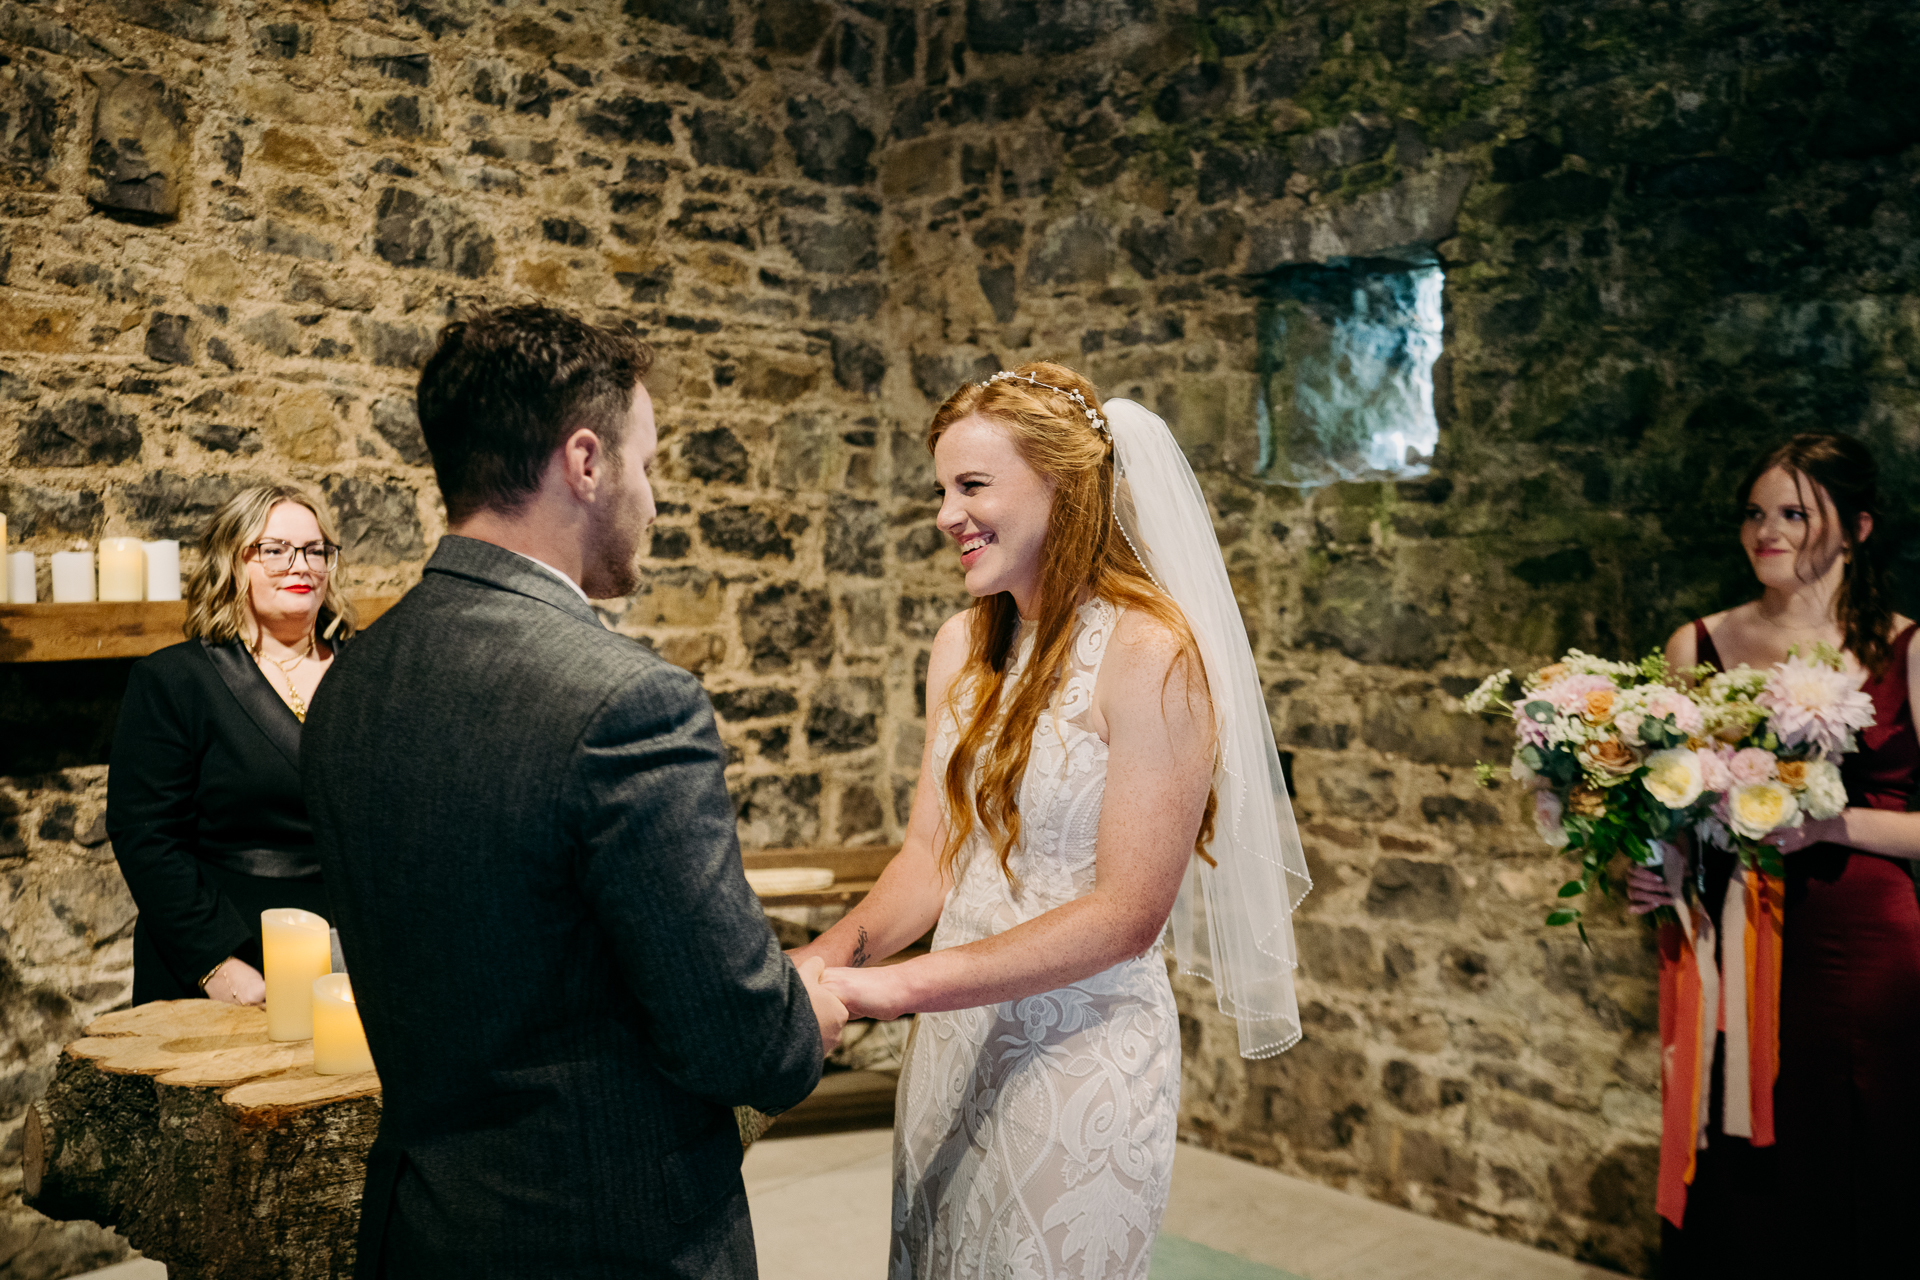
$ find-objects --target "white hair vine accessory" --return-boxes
[980,370,1111,442]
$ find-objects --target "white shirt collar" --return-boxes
[510,549,592,606]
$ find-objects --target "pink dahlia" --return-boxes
[1759,654,1877,757]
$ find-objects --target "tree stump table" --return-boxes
[23,1001,778,1279]
[23,1000,381,1279]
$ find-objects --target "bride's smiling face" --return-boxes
[934,413,1057,616]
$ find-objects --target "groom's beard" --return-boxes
[579,472,648,601]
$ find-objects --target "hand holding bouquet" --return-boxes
[1465,644,1875,933]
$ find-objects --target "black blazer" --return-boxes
[107,637,333,1002]
[303,536,821,1280]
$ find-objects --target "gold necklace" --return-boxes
[258,633,316,723]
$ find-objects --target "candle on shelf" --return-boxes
[50,547,95,603]
[261,908,332,1041]
[311,973,375,1075]
[7,552,34,604]
[143,539,182,602]
[97,538,145,602]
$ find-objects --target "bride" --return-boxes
[793,362,1310,1279]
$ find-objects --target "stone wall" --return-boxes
[4,0,1919,1275]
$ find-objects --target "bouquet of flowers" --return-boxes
[1463,645,1875,934]
[1687,647,1873,874]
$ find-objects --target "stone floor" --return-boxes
[76,1128,1625,1280]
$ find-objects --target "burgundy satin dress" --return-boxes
[1663,621,1920,1276]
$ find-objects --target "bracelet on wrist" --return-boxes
[198,959,229,990]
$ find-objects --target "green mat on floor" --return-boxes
[1149,1234,1308,1280]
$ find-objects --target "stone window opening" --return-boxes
[1253,254,1445,487]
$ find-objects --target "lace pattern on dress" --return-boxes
[893,599,1179,1280]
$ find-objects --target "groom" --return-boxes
[304,305,845,1279]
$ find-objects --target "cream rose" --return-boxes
[1798,759,1848,821]
[1727,781,1801,841]
[1642,748,1706,809]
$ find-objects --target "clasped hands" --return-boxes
[793,954,912,1058]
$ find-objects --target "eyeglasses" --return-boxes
[249,540,340,573]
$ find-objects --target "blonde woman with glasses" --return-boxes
[106,483,357,1006]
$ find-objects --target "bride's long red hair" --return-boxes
[928,361,1218,883]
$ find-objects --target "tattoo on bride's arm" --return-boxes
[851,926,870,968]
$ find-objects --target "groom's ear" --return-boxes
[557,426,610,501]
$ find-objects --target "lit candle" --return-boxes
[98,538,145,602]
[143,539,182,602]
[6,552,33,604]
[50,548,95,603]
[311,973,376,1075]
[261,908,331,1041]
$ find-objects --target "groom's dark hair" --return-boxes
[417,304,653,522]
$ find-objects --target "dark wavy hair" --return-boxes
[1738,432,1892,674]
[417,304,653,522]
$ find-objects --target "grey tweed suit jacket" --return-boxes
[304,535,821,1280]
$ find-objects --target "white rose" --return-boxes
[1642,748,1706,810]
[1798,759,1848,821]
[1726,781,1802,841]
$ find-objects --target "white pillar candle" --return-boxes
[50,549,95,603]
[97,538,145,602]
[7,552,34,604]
[311,973,376,1075]
[0,514,8,604]
[261,908,331,1041]
[143,539,182,602]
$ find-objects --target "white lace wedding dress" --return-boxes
[891,599,1180,1280]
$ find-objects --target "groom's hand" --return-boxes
[797,956,849,1057]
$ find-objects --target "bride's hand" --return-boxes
[822,965,911,1022]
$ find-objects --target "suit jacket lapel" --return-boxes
[201,639,303,772]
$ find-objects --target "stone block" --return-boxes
[837,784,885,840]
[1026,214,1114,285]
[730,770,824,847]
[1245,166,1474,271]
[700,506,792,560]
[636,566,723,627]
[0,2,113,59]
[257,127,336,178]
[883,136,955,199]
[185,251,249,305]
[123,472,250,540]
[809,282,884,322]
[1364,857,1463,923]
[1310,758,1399,821]
[372,187,496,278]
[681,427,750,484]
[270,389,342,464]
[17,400,142,468]
[253,22,312,59]
[83,69,190,221]
[780,214,878,274]
[689,109,775,173]
[341,33,431,86]
[102,0,228,44]
[143,313,191,364]
[321,475,425,565]
[840,589,887,648]
[742,356,819,403]
[188,422,261,456]
[739,582,832,672]
[831,335,886,395]
[1295,919,1377,988]
[1248,1038,1369,1152]
[578,95,673,146]
[712,686,800,722]
[825,495,883,577]
[1,481,104,538]
[806,676,883,753]
[624,0,732,41]
[965,0,1151,55]
[353,92,437,141]
[785,98,874,185]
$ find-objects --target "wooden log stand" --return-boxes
[23,1000,380,1280]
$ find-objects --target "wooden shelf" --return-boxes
[742,845,901,910]
[0,597,401,663]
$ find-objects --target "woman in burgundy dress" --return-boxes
[1631,433,1920,1276]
